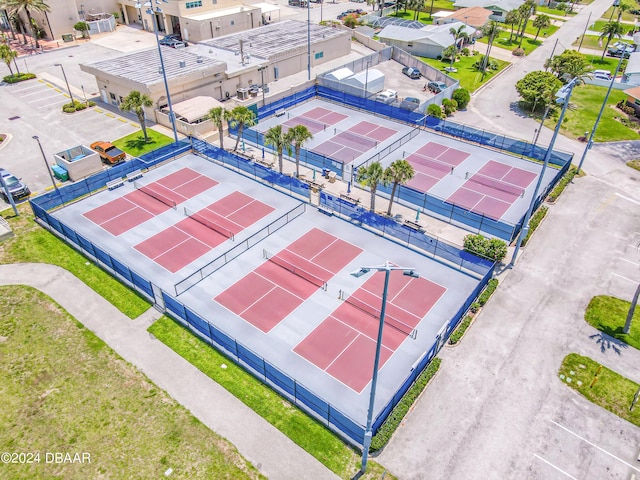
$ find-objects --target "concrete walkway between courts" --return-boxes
[0,263,339,480]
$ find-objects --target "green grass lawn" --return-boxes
[388,9,433,23]
[148,316,393,480]
[522,19,561,38]
[419,54,509,92]
[113,129,174,157]
[476,32,542,54]
[601,7,637,22]
[536,5,576,16]
[545,85,640,142]
[0,204,150,319]
[0,285,263,480]
[559,353,640,427]
[628,159,640,171]
[583,53,627,73]
[584,295,640,349]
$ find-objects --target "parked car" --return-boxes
[607,43,634,58]
[163,39,187,49]
[402,66,421,79]
[400,97,420,110]
[158,34,180,45]
[90,141,126,165]
[592,69,613,81]
[427,81,447,93]
[0,168,30,202]
[375,89,398,104]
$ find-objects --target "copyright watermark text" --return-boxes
[1,452,91,464]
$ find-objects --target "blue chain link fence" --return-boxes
[30,127,499,448]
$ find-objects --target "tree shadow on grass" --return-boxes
[588,325,630,355]
[124,137,154,152]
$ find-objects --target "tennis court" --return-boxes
[282,106,349,134]
[405,141,471,191]
[83,167,218,236]
[312,121,398,164]
[215,228,362,332]
[134,191,275,273]
[294,271,446,392]
[447,161,538,220]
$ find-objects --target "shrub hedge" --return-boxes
[478,278,498,306]
[547,166,577,203]
[370,358,441,452]
[3,73,36,83]
[62,100,96,113]
[463,234,507,262]
[521,205,547,247]
[449,316,472,345]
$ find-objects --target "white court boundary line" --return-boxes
[533,453,578,480]
[550,420,640,473]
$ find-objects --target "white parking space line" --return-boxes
[533,454,578,480]
[550,420,640,473]
[616,193,640,206]
[20,89,56,98]
[27,94,62,104]
[37,99,66,109]
[12,85,44,94]
[612,272,640,284]
[620,257,640,266]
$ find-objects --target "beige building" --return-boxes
[17,0,278,42]
[80,21,350,133]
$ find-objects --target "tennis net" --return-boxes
[344,294,417,339]
[335,129,377,149]
[413,154,455,175]
[465,172,525,198]
[263,249,327,291]
[184,207,235,241]
[298,116,328,133]
[133,181,177,209]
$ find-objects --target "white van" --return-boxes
[375,89,398,104]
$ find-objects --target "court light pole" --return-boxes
[137,0,179,143]
[307,0,311,81]
[510,77,579,266]
[33,135,59,194]
[576,53,625,174]
[350,262,419,475]
[54,63,75,106]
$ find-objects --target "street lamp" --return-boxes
[576,53,625,174]
[54,63,75,106]
[510,77,580,265]
[363,60,371,98]
[32,135,59,194]
[350,262,419,475]
[136,0,179,143]
[307,0,311,80]
[258,65,267,105]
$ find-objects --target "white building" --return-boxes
[378,22,476,59]
[452,0,524,22]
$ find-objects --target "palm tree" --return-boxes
[481,21,501,73]
[449,24,467,51]
[427,0,435,19]
[406,0,422,20]
[357,161,386,212]
[384,159,414,216]
[287,124,313,178]
[229,105,257,152]
[0,43,18,76]
[4,0,49,49]
[617,2,631,23]
[207,106,229,151]
[599,21,626,60]
[263,125,291,174]
[532,14,550,41]
[120,91,153,142]
[517,0,536,47]
[442,45,458,70]
[505,10,520,42]
[1,9,17,40]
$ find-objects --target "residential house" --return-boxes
[378,21,476,59]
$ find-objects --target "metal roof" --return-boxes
[368,16,425,29]
[199,20,348,60]
[82,47,223,85]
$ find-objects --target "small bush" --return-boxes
[370,358,441,451]
[61,100,92,113]
[452,87,470,109]
[521,205,548,247]
[461,47,470,56]
[513,47,526,57]
[616,100,635,116]
[427,103,443,119]
[469,302,481,313]
[3,72,36,83]
[442,98,458,116]
[463,234,507,262]
[449,315,472,345]
[478,278,498,306]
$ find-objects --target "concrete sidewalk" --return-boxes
[0,263,338,480]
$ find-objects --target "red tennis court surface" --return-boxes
[447,160,537,220]
[406,142,471,191]
[294,272,447,392]
[283,106,349,134]
[83,168,218,236]
[134,191,275,273]
[214,228,363,333]
[312,121,397,164]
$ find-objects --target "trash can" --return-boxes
[51,164,69,181]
